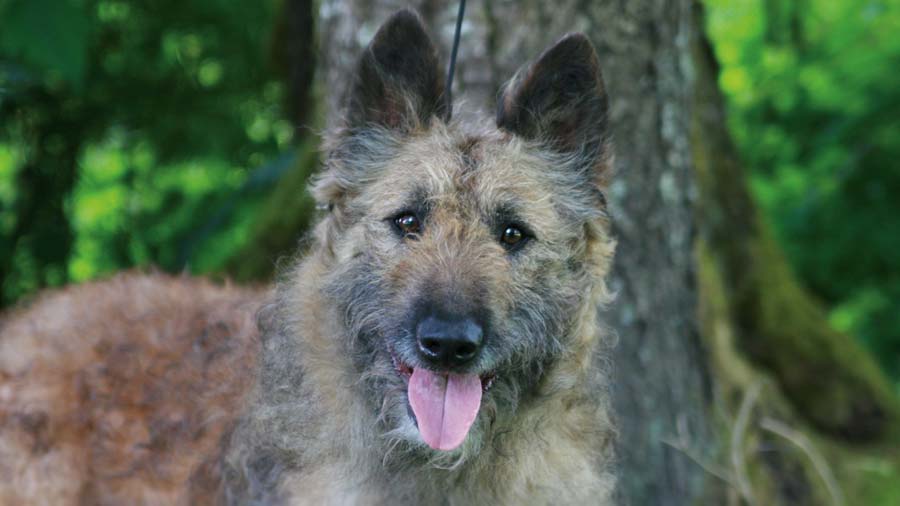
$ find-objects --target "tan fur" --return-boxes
[0,272,264,504]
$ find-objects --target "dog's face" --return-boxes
[315,10,612,461]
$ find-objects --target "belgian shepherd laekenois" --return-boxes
[0,9,617,505]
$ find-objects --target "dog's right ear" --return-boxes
[344,9,447,131]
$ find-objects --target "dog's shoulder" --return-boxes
[0,271,266,504]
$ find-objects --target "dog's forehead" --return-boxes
[372,127,554,215]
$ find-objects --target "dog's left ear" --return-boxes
[344,9,447,131]
[497,34,611,178]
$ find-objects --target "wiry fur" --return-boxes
[0,9,618,505]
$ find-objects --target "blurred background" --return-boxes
[1,0,898,504]
[706,0,900,382]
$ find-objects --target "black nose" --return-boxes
[416,314,484,367]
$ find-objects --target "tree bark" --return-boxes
[317,1,711,504]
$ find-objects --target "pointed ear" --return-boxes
[497,34,611,176]
[344,9,447,131]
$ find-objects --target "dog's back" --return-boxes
[0,272,263,504]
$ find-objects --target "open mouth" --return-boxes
[390,348,495,451]
[390,349,496,392]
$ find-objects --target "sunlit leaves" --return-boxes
[0,0,286,302]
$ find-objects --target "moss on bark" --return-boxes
[698,237,900,506]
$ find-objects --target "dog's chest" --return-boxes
[279,443,613,506]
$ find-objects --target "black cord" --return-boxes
[445,0,466,121]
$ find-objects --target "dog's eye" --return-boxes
[394,213,421,236]
[499,225,526,249]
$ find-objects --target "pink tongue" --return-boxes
[408,368,482,451]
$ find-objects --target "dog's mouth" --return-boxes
[390,349,495,452]
[390,351,496,391]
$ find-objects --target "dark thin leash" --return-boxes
[445,0,466,121]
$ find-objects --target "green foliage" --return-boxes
[0,0,292,304]
[3,0,896,391]
[705,0,900,381]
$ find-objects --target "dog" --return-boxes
[0,9,616,505]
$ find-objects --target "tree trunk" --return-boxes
[271,0,318,135]
[223,0,320,282]
[317,1,710,504]
[690,2,899,442]
[0,88,83,305]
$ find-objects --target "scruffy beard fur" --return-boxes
[0,9,618,506]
